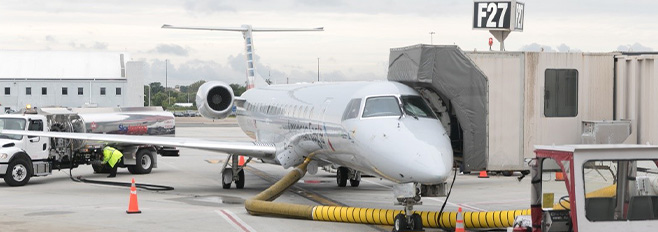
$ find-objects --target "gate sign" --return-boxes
[514,1,524,31]
[473,1,524,31]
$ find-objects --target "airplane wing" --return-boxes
[250,27,324,32]
[162,24,324,32]
[162,24,247,32]
[0,129,276,159]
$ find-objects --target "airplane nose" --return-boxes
[349,118,453,185]
[406,138,452,184]
[367,132,453,185]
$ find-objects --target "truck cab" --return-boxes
[529,145,658,232]
[0,114,50,186]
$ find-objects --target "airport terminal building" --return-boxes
[0,51,144,112]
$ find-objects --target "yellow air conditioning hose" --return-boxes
[244,156,539,229]
[312,206,531,228]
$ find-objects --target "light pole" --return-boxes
[317,57,320,82]
[147,85,151,106]
[429,32,435,45]
[165,59,169,106]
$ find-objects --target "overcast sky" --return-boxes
[1,0,656,86]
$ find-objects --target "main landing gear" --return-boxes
[393,183,424,232]
[336,166,361,187]
[221,154,251,189]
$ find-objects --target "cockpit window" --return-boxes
[342,98,362,121]
[401,96,437,119]
[362,96,402,118]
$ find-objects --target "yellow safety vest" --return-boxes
[103,146,124,168]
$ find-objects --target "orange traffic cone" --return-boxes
[455,207,465,232]
[478,170,489,178]
[555,172,565,181]
[126,178,141,214]
[238,155,245,167]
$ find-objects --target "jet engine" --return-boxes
[196,81,235,119]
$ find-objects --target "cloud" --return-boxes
[519,43,555,52]
[225,52,380,83]
[92,42,108,50]
[293,0,345,7]
[150,44,190,56]
[45,35,57,43]
[617,43,653,52]
[180,0,457,16]
[183,0,235,14]
[144,52,381,87]
[556,44,581,52]
[68,41,108,50]
[144,59,245,86]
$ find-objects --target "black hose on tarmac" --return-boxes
[68,168,174,191]
[437,167,458,227]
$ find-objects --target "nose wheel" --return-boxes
[394,213,423,232]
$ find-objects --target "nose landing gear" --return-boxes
[393,183,425,231]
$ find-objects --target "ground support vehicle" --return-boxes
[0,107,177,186]
[526,144,658,231]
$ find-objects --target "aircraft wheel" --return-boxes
[411,213,423,230]
[349,179,360,187]
[235,169,245,189]
[222,169,233,189]
[336,167,348,187]
[393,213,408,231]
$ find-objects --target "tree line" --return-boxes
[144,81,246,110]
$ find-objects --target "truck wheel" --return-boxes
[92,163,111,173]
[4,158,32,186]
[129,149,154,174]
[502,171,514,176]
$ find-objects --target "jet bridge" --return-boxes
[388,44,488,171]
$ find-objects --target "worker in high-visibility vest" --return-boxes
[102,146,124,178]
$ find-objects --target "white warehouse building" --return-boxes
[0,51,144,112]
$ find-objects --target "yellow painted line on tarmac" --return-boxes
[205,159,223,164]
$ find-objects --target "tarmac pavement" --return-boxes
[0,117,541,232]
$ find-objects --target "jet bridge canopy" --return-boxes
[387,44,488,171]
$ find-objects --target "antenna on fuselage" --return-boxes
[161,24,324,89]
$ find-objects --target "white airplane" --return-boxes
[0,25,453,230]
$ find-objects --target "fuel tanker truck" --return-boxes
[0,106,178,186]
